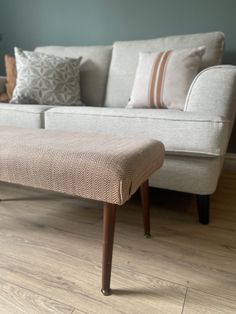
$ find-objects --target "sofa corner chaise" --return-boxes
[0,31,236,224]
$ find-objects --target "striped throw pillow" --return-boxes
[127,47,205,110]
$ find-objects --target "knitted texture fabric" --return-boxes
[0,127,165,205]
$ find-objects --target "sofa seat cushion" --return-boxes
[45,107,229,157]
[0,103,52,128]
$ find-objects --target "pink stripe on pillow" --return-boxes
[149,52,164,107]
[155,50,172,108]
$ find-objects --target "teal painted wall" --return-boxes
[0,0,236,151]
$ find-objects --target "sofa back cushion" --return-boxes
[104,32,225,108]
[35,45,112,107]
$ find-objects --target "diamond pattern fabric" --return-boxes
[11,47,82,106]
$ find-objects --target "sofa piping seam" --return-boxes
[45,111,229,124]
[184,65,236,111]
[0,108,52,114]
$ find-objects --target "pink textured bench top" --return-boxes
[0,127,165,205]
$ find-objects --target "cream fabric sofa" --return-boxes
[0,31,236,224]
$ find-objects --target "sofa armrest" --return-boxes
[0,76,6,94]
[185,65,236,124]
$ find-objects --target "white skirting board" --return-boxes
[224,153,236,171]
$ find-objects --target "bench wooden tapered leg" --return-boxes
[101,202,117,296]
[140,180,151,238]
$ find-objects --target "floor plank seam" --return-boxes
[189,286,236,303]
[181,287,188,314]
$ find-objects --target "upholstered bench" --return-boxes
[0,126,165,295]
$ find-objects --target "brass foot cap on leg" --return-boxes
[144,233,151,238]
[101,289,112,296]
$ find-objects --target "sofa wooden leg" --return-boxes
[101,203,117,296]
[196,195,210,224]
[140,180,151,237]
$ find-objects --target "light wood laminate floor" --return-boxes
[0,170,235,313]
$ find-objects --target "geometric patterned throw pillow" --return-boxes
[127,47,205,110]
[11,47,82,106]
